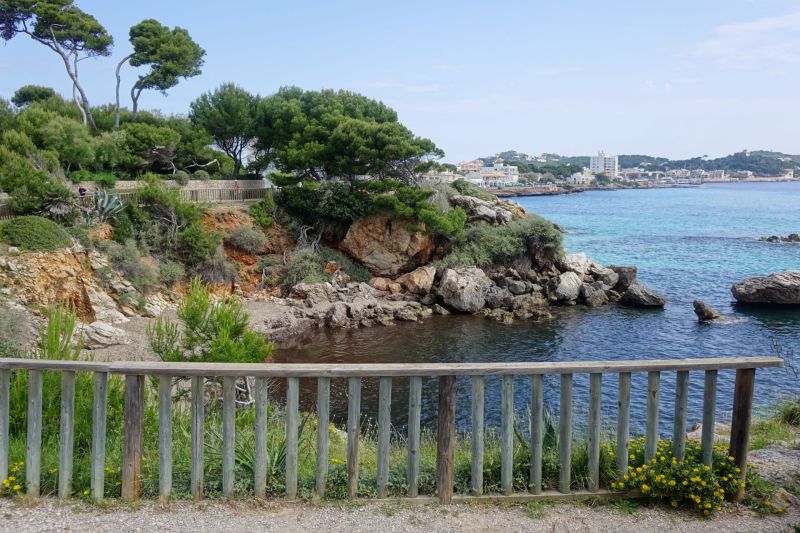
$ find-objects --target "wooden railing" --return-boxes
[0,356,783,503]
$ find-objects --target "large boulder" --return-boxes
[693,300,720,321]
[609,265,637,292]
[340,216,436,277]
[484,285,514,309]
[620,282,666,307]
[81,321,129,348]
[559,253,591,276]
[449,195,513,225]
[547,271,582,302]
[731,270,800,305]
[397,266,436,295]
[439,268,492,313]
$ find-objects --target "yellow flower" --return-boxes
[682,480,688,486]
[83,489,89,496]
[7,476,15,482]
[12,484,21,491]
[669,480,676,486]
[2,479,8,487]
[727,456,734,461]
[641,484,650,493]
[703,510,710,516]
[624,475,629,481]
[703,465,710,472]
[671,500,678,508]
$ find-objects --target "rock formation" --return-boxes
[693,300,720,321]
[731,270,800,305]
[339,216,436,276]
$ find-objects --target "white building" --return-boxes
[565,172,594,185]
[589,151,619,178]
[465,158,521,188]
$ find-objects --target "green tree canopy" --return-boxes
[254,87,443,183]
[115,18,205,125]
[189,83,257,176]
[11,84,57,107]
[0,0,113,130]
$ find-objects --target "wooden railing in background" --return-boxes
[0,357,783,503]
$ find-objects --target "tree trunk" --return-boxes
[130,85,144,121]
[115,54,134,128]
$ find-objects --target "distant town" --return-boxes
[423,149,799,191]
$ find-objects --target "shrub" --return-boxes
[159,259,185,287]
[65,226,91,248]
[0,216,71,251]
[777,398,800,426]
[194,245,236,284]
[193,169,211,180]
[92,172,117,189]
[173,170,190,186]
[0,304,24,358]
[284,249,330,287]
[611,437,741,516]
[148,277,272,363]
[249,193,278,228]
[226,225,267,254]
[111,211,134,243]
[177,225,221,267]
[109,239,158,294]
[450,178,496,201]
[319,247,371,283]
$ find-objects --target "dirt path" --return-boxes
[0,498,797,533]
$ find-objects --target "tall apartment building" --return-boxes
[589,151,619,178]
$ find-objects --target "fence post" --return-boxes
[58,371,76,499]
[26,369,42,498]
[122,374,144,501]
[616,372,631,479]
[558,373,573,494]
[0,368,9,484]
[91,372,108,500]
[191,376,205,499]
[254,376,268,498]
[158,375,172,502]
[285,377,300,499]
[316,377,330,499]
[645,371,660,462]
[407,376,422,497]
[376,377,392,498]
[436,375,456,504]
[471,376,484,495]
[701,370,717,467]
[729,368,755,502]
[500,375,514,495]
[346,377,361,499]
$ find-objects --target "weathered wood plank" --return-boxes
[471,376,485,496]
[222,376,236,497]
[122,374,144,501]
[0,369,8,484]
[407,376,422,497]
[616,372,631,479]
[729,368,755,502]
[701,370,717,467]
[530,374,544,495]
[501,375,514,496]
[673,371,689,461]
[191,376,204,500]
[285,377,300,499]
[316,377,330,498]
[26,369,42,497]
[377,377,392,499]
[58,371,75,499]
[102,357,783,378]
[91,372,108,500]
[645,371,660,462]
[558,373,573,494]
[588,373,602,493]
[0,360,110,372]
[254,376,268,498]
[436,375,457,504]
[347,377,361,499]
[158,375,172,502]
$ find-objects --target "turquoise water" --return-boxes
[275,182,800,433]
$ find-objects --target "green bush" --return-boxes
[109,239,158,294]
[249,193,278,228]
[226,225,266,254]
[159,259,185,287]
[0,216,71,251]
[450,178,496,201]
[178,225,220,266]
[92,172,117,189]
[194,245,236,284]
[319,247,371,283]
[173,170,190,186]
[111,210,134,243]
[777,398,800,426]
[193,169,211,180]
[65,226,91,248]
[437,214,562,268]
[284,249,330,287]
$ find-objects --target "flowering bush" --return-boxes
[611,438,742,516]
[1,461,25,495]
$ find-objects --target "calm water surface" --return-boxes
[274,182,800,434]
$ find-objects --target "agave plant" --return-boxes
[84,190,124,223]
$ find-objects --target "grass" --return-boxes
[610,499,639,515]
[521,500,550,518]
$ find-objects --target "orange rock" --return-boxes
[340,216,436,277]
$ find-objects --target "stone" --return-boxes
[484,285,514,309]
[397,266,436,295]
[325,301,350,328]
[7,246,19,254]
[619,282,666,307]
[609,265,637,292]
[81,321,129,348]
[560,253,591,276]
[759,233,800,243]
[393,306,419,322]
[693,299,720,321]
[731,270,800,305]
[506,279,528,295]
[590,266,619,289]
[340,215,436,276]
[449,195,514,225]
[511,293,548,314]
[439,267,492,313]
[583,286,609,307]
[291,282,336,306]
[369,277,392,292]
[86,286,128,324]
[432,304,450,315]
[324,261,338,273]
[547,271,582,302]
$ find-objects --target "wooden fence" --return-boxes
[0,356,783,503]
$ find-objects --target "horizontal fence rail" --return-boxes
[0,357,783,504]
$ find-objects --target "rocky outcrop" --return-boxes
[449,195,513,225]
[547,271,582,302]
[439,268,492,313]
[759,233,800,243]
[559,253,591,277]
[619,282,667,307]
[731,270,800,305]
[81,321,130,348]
[693,300,720,321]
[397,266,436,295]
[339,216,436,277]
[609,265,637,292]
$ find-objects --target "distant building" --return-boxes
[465,158,521,188]
[589,151,619,178]
[565,171,594,185]
[706,170,727,181]
[421,170,460,183]
[456,159,483,173]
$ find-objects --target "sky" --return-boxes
[1,0,799,163]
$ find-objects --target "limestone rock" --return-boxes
[340,216,436,276]
[609,265,637,292]
[693,300,720,321]
[397,266,436,295]
[439,267,492,313]
[547,271,582,302]
[560,253,591,276]
[449,195,513,225]
[325,301,349,328]
[731,270,800,305]
[619,282,666,307]
[81,321,129,348]
[484,285,514,309]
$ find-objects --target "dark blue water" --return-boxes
[275,182,800,435]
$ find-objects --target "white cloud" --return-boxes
[694,11,800,67]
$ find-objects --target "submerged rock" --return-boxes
[619,282,666,307]
[693,299,720,321]
[759,233,800,243]
[439,267,492,313]
[731,270,800,305]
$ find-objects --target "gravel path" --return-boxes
[0,498,797,533]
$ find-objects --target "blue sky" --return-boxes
[1,0,798,162]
